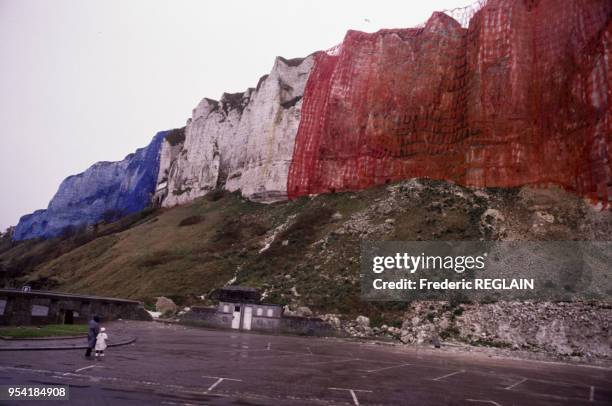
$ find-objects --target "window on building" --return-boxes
[223,305,229,313]
[256,308,263,316]
[31,304,49,317]
[266,308,273,317]
[0,299,6,315]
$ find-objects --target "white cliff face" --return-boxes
[159,55,314,207]
[154,129,186,206]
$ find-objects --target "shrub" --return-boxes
[279,206,334,244]
[172,187,192,196]
[440,326,460,339]
[137,250,179,268]
[165,127,186,146]
[178,215,203,227]
[101,209,124,223]
[205,189,226,202]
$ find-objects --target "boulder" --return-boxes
[296,306,313,317]
[322,314,341,329]
[283,305,297,316]
[155,296,178,315]
[356,315,370,328]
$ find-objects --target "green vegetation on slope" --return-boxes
[1,180,610,325]
[0,324,88,338]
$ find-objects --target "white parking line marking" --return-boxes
[364,363,411,373]
[202,375,242,392]
[505,377,527,390]
[219,347,308,355]
[4,366,352,405]
[306,346,313,355]
[207,378,224,392]
[466,400,502,406]
[307,358,361,366]
[330,387,372,406]
[350,390,360,406]
[240,352,313,361]
[218,348,267,354]
[432,370,464,381]
[75,365,99,373]
[589,386,595,402]
[266,342,271,350]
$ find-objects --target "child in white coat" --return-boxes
[94,327,108,360]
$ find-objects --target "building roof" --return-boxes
[217,286,258,292]
[0,289,141,304]
[212,286,261,303]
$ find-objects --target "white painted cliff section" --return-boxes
[161,55,314,207]
[163,97,241,206]
[154,138,184,205]
[226,56,315,202]
[158,141,183,184]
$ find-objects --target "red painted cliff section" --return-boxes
[288,0,612,204]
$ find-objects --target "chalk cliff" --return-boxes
[12,0,612,240]
[157,55,314,206]
[13,132,167,240]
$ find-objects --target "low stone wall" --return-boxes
[0,289,151,326]
[180,306,228,329]
[180,306,336,336]
[280,315,336,336]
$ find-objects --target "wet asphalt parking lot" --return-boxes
[0,321,610,405]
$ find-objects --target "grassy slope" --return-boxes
[2,180,610,325]
[27,193,252,299]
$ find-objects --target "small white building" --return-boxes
[181,286,333,335]
[212,286,283,331]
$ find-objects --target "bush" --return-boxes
[178,215,203,227]
[165,127,186,146]
[101,209,124,223]
[137,250,179,268]
[205,189,226,202]
[440,326,460,339]
[279,206,334,244]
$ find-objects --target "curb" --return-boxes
[0,337,136,351]
[0,334,88,341]
[152,318,180,324]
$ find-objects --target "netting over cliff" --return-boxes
[288,0,612,205]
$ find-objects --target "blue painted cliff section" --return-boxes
[13,131,168,241]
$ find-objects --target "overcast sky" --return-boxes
[0,0,469,231]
